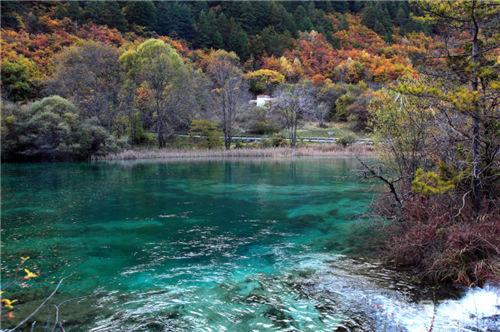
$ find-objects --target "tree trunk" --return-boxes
[157,118,165,149]
[472,115,481,215]
[470,2,481,216]
[222,94,231,150]
[224,132,231,150]
[291,115,298,148]
[157,130,165,148]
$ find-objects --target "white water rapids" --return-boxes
[295,254,500,332]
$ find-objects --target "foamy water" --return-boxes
[403,285,500,332]
[300,255,500,331]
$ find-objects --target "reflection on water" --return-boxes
[1,158,497,331]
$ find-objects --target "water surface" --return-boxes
[1,158,497,331]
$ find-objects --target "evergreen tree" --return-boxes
[194,10,223,49]
[361,3,393,41]
[259,26,292,56]
[294,6,313,32]
[331,1,349,13]
[123,1,156,31]
[0,1,26,29]
[396,6,409,34]
[156,1,194,40]
[269,2,295,34]
[67,1,83,24]
[216,14,247,55]
[84,1,127,31]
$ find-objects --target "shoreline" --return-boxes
[92,145,374,161]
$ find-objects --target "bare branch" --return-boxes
[9,277,68,332]
[356,157,403,208]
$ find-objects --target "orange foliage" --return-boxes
[332,15,386,54]
[1,23,125,77]
[159,36,192,58]
[260,55,303,82]
[288,31,338,78]
[262,14,428,84]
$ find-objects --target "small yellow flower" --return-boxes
[20,256,30,262]
[23,269,38,280]
[2,298,17,310]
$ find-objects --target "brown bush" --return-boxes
[382,194,500,287]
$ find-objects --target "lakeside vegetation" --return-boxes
[92,145,374,161]
[1,0,499,324]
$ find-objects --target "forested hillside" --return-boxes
[1,0,499,292]
[1,1,436,158]
[2,1,429,59]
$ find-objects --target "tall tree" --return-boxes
[271,82,316,147]
[156,1,194,40]
[123,1,156,31]
[294,6,313,32]
[205,50,247,149]
[84,1,127,31]
[48,41,122,130]
[194,10,223,49]
[120,39,190,148]
[400,0,499,216]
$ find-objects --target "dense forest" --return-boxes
[1,0,499,288]
[1,0,434,158]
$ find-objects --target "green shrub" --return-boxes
[261,137,273,148]
[336,133,356,147]
[188,119,223,149]
[1,96,117,161]
[262,134,289,148]
[271,134,289,147]
[1,56,40,101]
[141,132,158,146]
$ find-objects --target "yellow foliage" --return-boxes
[23,268,38,280]
[412,168,455,196]
[1,298,18,310]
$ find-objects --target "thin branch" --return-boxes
[454,190,471,219]
[9,277,68,332]
[357,157,403,208]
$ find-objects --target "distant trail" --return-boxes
[179,135,374,145]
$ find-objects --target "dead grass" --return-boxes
[92,144,374,161]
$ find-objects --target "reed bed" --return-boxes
[93,144,374,161]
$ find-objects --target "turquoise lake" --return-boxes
[3,158,492,331]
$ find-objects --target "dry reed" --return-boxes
[92,144,374,161]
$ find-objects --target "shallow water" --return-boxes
[1,158,498,331]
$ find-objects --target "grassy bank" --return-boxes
[92,144,374,161]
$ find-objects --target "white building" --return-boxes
[249,95,274,108]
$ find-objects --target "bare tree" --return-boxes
[270,82,316,147]
[206,50,248,149]
[47,41,122,130]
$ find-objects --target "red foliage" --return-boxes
[332,15,386,53]
[284,31,338,79]
[384,195,500,286]
[1,23,126,77]
[266,14,426,84]
[76,24,124,46]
